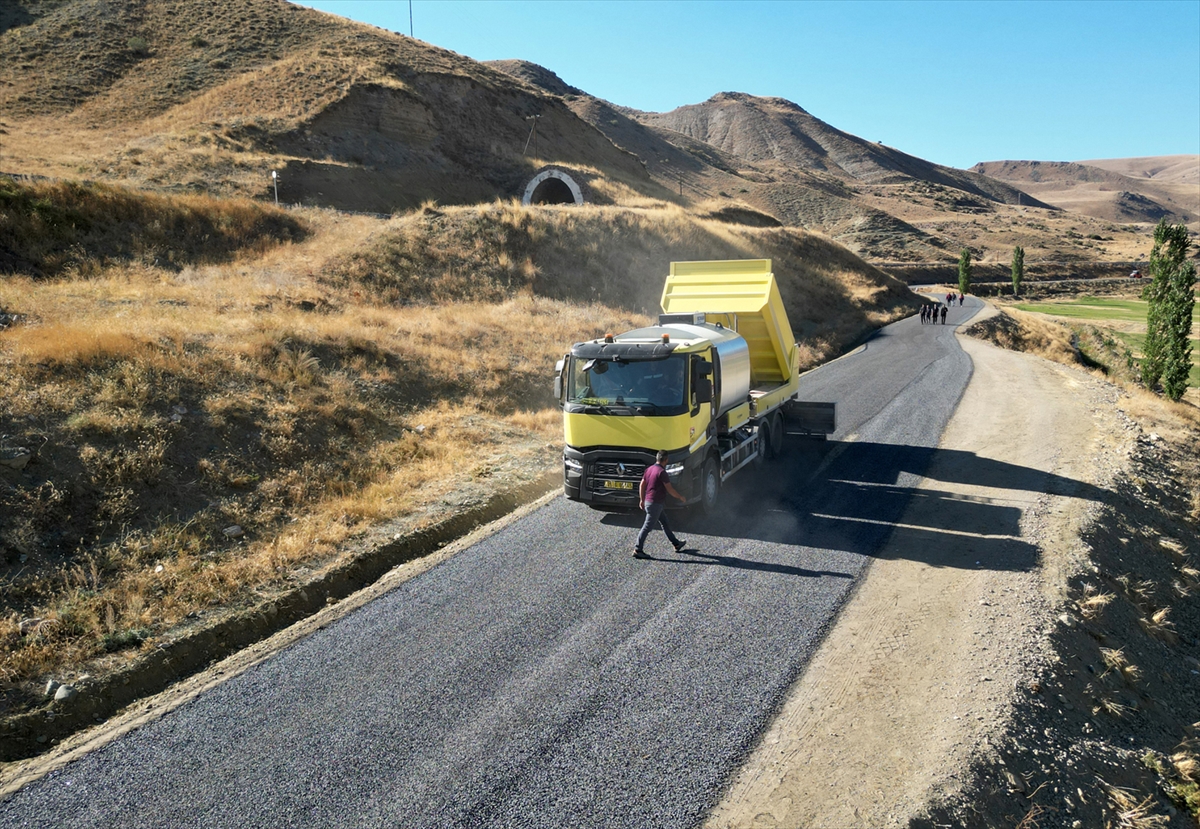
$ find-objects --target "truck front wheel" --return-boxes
[700,456,720,515]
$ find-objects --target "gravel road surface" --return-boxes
[1,300,980,828]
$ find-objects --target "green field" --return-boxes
[1016,296,1199,388]
[1112,331,1200,388]
[1014,296,1148,322]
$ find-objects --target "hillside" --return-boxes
[973,158,1200,225]
[634,92,1043,207]
[1,1,1175,274]
[482,70,1167,272]
[0,0,663,212]
[1080,154,1200,186]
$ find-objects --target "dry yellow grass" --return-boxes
[964,306,1079,365]
[1106,785,1170,828]
[328,198,912,361]
[0,176,306,277]
[1078,586,1116,620]
[1,280,634,693]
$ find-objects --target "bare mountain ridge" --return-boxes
[507,68,1180,262]
[633,92,1051,209]
[1081,155,1199,185]
[973,158,1199,224]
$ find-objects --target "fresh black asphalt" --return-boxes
[1,298,983,828]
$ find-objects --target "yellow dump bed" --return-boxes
[661,259,797,388]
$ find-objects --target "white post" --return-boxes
[271,170,279,206]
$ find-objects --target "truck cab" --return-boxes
[556,259,834,513]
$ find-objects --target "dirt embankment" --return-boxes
[708,305,1200,828]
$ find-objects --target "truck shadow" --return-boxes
[600,439,1111,573]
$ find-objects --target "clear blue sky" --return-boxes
[298,0,1200,170]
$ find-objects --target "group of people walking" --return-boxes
[920,290,966,325]
[921,302,948,324]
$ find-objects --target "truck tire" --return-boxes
[700,456,720,515]
[764,413,784,460]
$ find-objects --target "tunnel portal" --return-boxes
[522,169,584,206]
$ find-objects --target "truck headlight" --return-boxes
[665,463,684,476]
[564,457,583,471]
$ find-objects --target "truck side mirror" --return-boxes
[695,377,713,403]
[554,357,567,404]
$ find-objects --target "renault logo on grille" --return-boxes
[617,463,627,475]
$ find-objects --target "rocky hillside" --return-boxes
[633,93,1050,207]
[0,0,660,212]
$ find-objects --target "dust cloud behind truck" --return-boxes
[554,259,835,513]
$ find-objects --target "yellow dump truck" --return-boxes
[555,259,836,513]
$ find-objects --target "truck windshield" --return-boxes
[567,355,687,414]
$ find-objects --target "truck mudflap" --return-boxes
[782,400,836,438]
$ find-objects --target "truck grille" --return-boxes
[592,460,646,479]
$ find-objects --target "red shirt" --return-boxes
[642,463,670,504]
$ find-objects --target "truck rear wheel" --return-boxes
[764,413,784,460]
[700,456,720,515]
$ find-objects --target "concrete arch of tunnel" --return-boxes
[522,169,584,206]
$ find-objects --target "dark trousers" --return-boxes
[636,502,680,551]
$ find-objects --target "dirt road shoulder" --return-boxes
[706,310,1132,828]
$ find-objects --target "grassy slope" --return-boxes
[1014,296,1200,394]
[0,0,661,212]
[0,178,916,720]
[0,175,307,275]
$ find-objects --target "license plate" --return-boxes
[603,480,634,490]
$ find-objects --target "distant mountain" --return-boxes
[972,158,1198,224]
[1079,155,1199,186]
[633,92,1048,208]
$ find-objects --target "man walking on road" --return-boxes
[940,304,948,324]
[634,450,686,558]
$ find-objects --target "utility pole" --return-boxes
[409,0,413,37]
[523,115,541,161]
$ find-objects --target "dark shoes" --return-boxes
[633,540,686,558]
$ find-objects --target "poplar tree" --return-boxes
[1011,245,1024,295]
[1141,219,1196,401]
[1162,249,1197,402]
[958,249,972,296]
